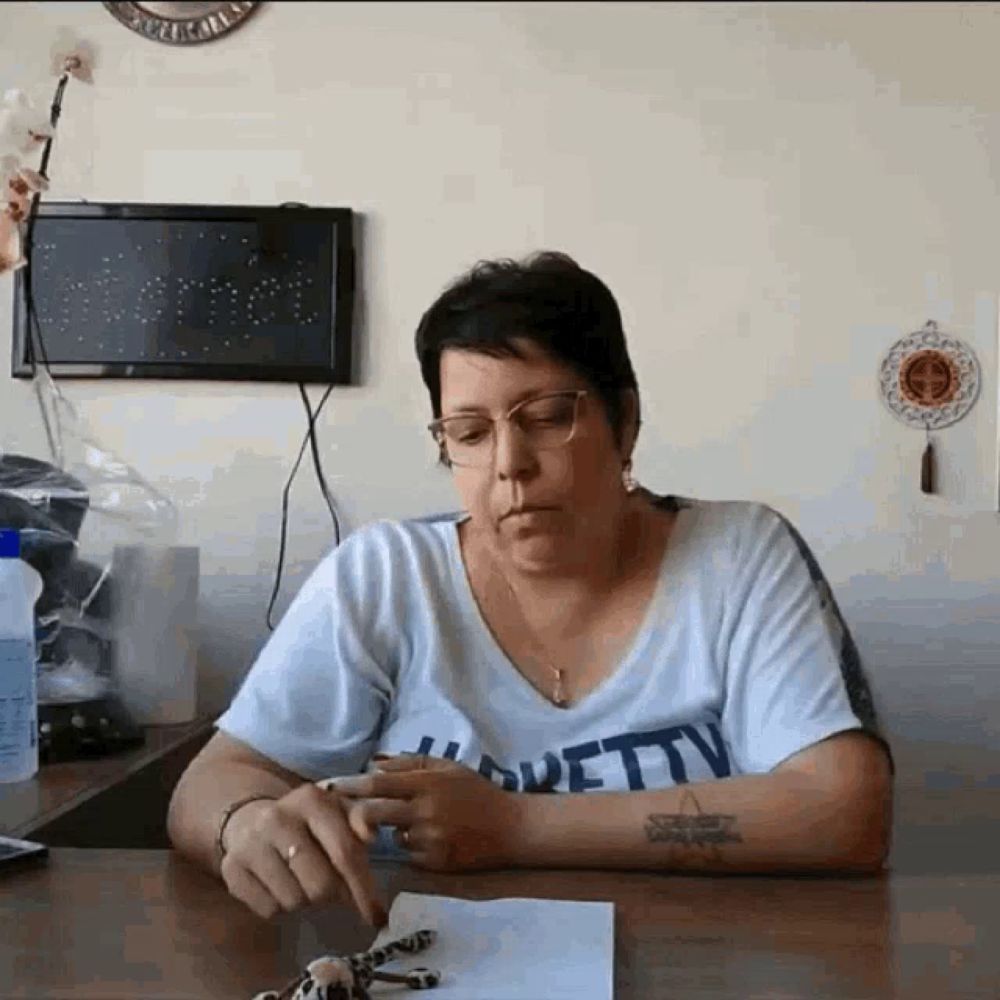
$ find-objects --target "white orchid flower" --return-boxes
[0,208,26,275]
[2,89,31,111]
[50,29,97,83]
[17,167,49,192]
[5,165,48,223]
[0,30,96,278]
[0,154,20,184]
[0,90,53,158]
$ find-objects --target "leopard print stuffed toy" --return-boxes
[252,928,440,1000]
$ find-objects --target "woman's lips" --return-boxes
[503,507,562,532]
[504,506,557,519]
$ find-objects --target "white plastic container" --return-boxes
[111,544,199,724]
[0,531,43,782]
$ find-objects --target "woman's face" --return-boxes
[438,339,635,574]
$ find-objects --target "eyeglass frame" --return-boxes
[427,389,590,468]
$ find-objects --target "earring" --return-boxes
[622,459,638,494]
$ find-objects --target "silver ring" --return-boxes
[284,844,299,864]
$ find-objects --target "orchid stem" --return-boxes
[23,72,68,256]
[21,71,70,464]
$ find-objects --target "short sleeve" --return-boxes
[214,527,395,781]
[720,505,894,776]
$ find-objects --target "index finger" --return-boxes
[303,793,387,928]
[321,771,421,799]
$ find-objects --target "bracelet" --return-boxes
[216,794,277,863]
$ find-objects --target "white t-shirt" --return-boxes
[216,495,893,857]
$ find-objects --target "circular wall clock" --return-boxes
[102,2,260,46]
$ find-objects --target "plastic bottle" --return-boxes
[0,529,43,782]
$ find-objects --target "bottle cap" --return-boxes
[0,529,20,559]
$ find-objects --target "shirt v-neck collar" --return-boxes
[443,498,690,714]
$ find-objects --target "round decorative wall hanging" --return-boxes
[878,319,981,494]
[102,2,259,46]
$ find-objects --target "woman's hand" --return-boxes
[326,755,525,872]
[218,782,388,927]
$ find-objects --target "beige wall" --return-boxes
[1,2,998,776]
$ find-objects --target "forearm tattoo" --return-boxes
[644,790,743,856]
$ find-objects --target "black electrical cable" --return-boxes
[265,383,340,630]
[298,382,341,545]
[264,423,312,631]
[24,244,57,375]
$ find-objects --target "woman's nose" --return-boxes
[492,419,537,480]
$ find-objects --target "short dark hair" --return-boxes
[414,251,641,460]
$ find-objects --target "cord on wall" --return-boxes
[265,382,341,630]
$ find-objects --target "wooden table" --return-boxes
[0,718,214,844]
[1,848,996,999]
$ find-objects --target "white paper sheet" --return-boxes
[368,891,614,999]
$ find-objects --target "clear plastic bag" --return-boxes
[0,371,179,708]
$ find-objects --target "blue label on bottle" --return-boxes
[0,530,20,559]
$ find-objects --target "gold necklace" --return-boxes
[492,562,569,708]
[478,499,642,708]
[501,573,567,708]
[489,535,632,710]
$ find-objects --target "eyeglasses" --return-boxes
[428,389,588,468]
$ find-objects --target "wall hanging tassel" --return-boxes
[920,426,935,495]
[878,320,982,501]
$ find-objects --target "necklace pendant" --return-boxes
[552,670,566,707]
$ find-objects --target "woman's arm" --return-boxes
[166,730,303,876]
[509,731,892,875]
[332,730,892,876]
[168,731,389,926]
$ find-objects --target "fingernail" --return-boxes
[317,776,346,790]
[332,776,365,793]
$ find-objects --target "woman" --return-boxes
[167,252,895,930]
